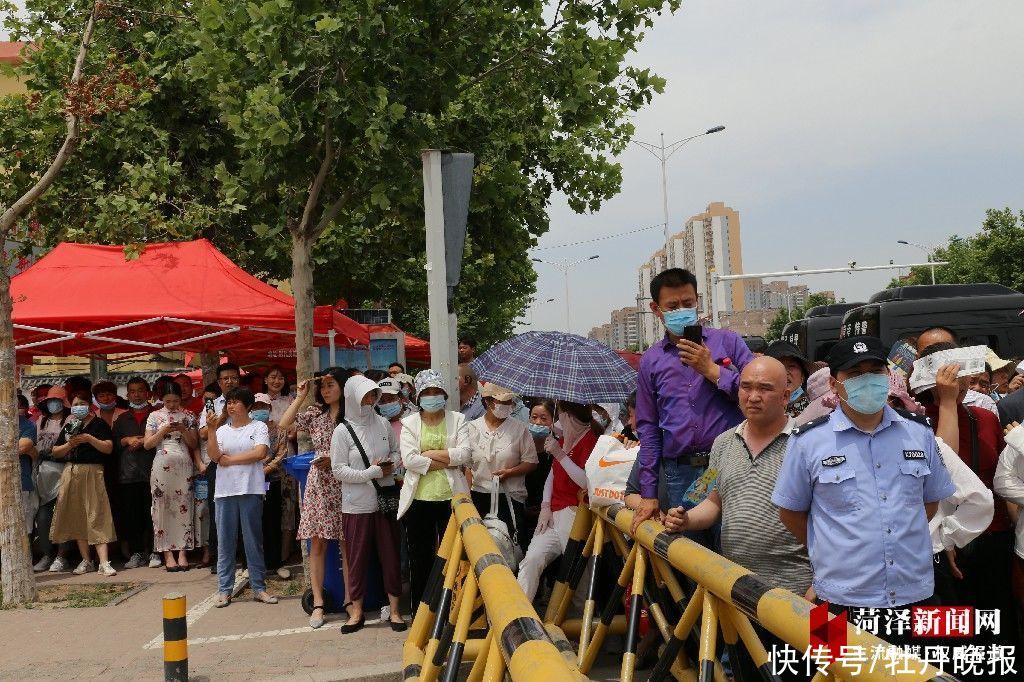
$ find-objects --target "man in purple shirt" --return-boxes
[631,268,753,535]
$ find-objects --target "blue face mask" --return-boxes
[70,405,90,419]
[789,386,805,403]
[250,409,270,423]
[378,402,403,419]
[841,373,891,415]
[662,307,698,336]
[400,388,411,399]
[528,423,551,438]
[46,399,65,415]
[419,395,447,413]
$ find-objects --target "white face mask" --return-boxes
[490,403,513,420]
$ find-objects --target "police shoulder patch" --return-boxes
[893,408,931,428]
[792,415,830,436]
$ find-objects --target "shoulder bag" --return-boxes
[343,421,400,519]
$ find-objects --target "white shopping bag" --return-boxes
[585,435,638,507]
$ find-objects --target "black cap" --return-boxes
[827,336,889,373]
[764,340,809,379]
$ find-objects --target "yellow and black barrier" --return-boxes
[162,592,188,682]
[592,503,960,682]
[404,494,585,681]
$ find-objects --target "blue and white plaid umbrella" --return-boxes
[469,331,637,404]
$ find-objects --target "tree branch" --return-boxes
[296,116,334,238]
[456,0,566,95]
[313,188,352,237]
[0,2,99,236]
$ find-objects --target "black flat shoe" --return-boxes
[389,619,407,632]
[340,617,365,634]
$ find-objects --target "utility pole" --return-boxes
[896,240,937,285]
[532,256,600,334]
[632,125,725,264]
[422,150,473,408]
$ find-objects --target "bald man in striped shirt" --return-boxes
[665,356,811,679]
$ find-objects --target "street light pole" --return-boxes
[532,255,600,333]
[632,125,725,263]
[896,240,936,285]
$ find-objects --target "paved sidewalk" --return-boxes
[2,562,630,680]
[0,563,406,681]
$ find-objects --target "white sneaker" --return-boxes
[48,556,70,573]
[72,559,96,575]
[97,562,118,577]
[123,553,145,569]
[148,553,162,568]
[33,555,53,572]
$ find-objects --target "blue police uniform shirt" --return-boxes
[771,404,956,608]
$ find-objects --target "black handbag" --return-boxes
[343,421,399,519]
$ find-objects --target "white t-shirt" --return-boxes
[214,420,270,499]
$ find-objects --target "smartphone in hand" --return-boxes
[682,324,703,344]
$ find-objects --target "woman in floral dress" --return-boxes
[144,383,200,571]
[278,367,350,628]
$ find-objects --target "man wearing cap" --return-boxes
[764,340,810,418]
[772,336,956,620]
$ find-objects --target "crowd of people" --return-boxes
[12,267,1024,667]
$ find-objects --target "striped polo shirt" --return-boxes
[709,417,812,595]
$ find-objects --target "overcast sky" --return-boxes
[528,0,1024,336]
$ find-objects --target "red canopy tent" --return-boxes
[11,239,369,358]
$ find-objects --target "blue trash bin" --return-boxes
[283,452,385,615]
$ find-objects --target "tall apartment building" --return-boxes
[587,306,640,350]
[587,323,612,348]
[637,202,744,346]
[609,306,640,350]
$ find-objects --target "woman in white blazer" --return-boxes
[398,369,471,612]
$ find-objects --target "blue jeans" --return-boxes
[663,458,720,549]
[215,494,266,594]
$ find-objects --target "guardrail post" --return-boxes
[162,592,187,682]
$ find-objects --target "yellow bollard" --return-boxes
[162,592,188,682]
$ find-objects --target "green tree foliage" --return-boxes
[3,0,680,355]
[887,208,1024,290]
[764,292,838,342]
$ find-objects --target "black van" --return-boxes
[839,284,1024,356]
[781,303,866,361]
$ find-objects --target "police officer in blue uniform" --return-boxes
[772,336,955,634]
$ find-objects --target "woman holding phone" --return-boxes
[330,374,405,633]
[143,382,199,571]
[278,368,350,628]
[49,394,118,576]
